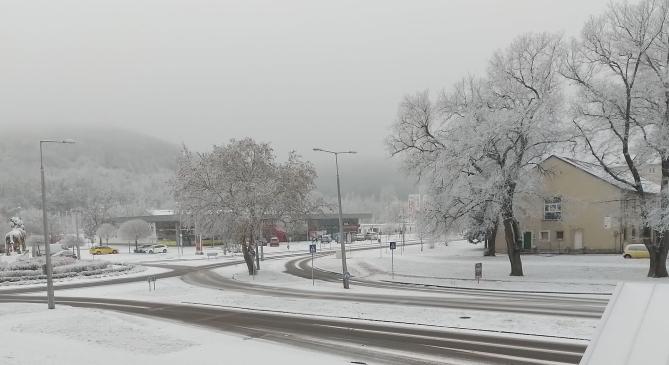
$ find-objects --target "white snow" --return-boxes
[50,256,599,340]
[0,303,351,365]
[312,238,658,294]
[580,283,669,365]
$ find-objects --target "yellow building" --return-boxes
[495,156,660,254]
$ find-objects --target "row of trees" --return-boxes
[173,138,319,275]
[389,0,669,277]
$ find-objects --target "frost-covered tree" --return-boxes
[389,33,566,276]
[635,0,669,274]
[96,223,117,245]
[174,138,317,275]
[563,0,669,277]
[118,219,152,252]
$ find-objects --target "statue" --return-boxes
[5,217,27,255]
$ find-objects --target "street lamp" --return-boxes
[313,147,356,289]
[40,139,75,309]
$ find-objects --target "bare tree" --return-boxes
[118,219,152,252]
[174,138,317,275]
[389,33,566,276]
[563,0,668,277]
[96,223,117,245]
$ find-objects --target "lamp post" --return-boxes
[313,148,356,289]
[40,139,75,309]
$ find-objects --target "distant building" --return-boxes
[494,155,660,254]
[306,213,372,240]
[109,212,372,244]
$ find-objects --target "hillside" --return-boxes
[0,125,179,174]
[0,126,179,221]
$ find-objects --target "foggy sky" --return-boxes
[1,0,612,166]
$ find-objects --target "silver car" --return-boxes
[148,244,167,254]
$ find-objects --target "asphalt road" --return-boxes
[0,245,594,364]
[283,255,610,318]
[0,294,587,365]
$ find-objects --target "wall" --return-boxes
[495,157,631,254]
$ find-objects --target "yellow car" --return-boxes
[89,246,118,255]
[623,244,649,259]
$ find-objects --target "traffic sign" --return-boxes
[309,244,316,254]
[475,263,482,283]
[389,241,396,250]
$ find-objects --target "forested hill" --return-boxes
[0,126,180,222]
[0,125,179,174]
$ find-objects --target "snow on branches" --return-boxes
[389,33,566,276]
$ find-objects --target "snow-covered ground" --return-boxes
[52,254,599,340]
[0,303,350,365]
[79,241,327,267]
[313,238,660,294]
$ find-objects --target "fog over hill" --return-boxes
[1,125,180,174]
[0,125,412,225]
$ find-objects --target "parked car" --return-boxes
[319,235,332,243]
[623,244,649,259]
[135,244,153,253]
[364,232,378,240]
[53,250,77,259]
[148,244,168,254]
[89,246,118,255]
[269,237,280,247]
[354,233,365,241]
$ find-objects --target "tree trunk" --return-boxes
[501,179,523,276]
[648,157,669,278]
[502,216,523,276]
[241,241,255,275]
[484,219,498,256]
[135,239,138,252]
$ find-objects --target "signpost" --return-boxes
[309,243,317,286]
[475,263,482,284]
[389,241,396,279]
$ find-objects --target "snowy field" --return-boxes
[312,238,659,293]
[52,254,599,340]
[0,303,350,365]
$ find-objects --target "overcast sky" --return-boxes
[1,0,612,165]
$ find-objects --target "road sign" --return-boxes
[475,263,482,283]
[310,244,317,286]
[389,241,396,250]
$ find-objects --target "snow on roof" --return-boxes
[146,209,175,216]
[580,282,669,365]
[549,156,661,194]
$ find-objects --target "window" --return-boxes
[556,231,564,240]
[540,231,550,240]
[544,197,562,221]
[632,227,637,238]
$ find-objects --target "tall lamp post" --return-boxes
[40,139,76,309]
[313,148,356,289]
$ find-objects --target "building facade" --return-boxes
[495,156,659,254]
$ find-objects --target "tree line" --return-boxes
[388,0,669,278]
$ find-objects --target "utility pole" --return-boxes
[75,210,80,259]
[40,139,76,309]
[313,148,356,289]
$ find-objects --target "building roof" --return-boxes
[146,209,175,216]
[109,212,373,225]
[548,156,661,194]
[580,282,669,365]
